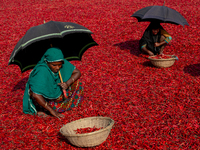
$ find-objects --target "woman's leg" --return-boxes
[30,90,48,116]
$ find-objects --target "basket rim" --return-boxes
[60,116,114,137]
[148,55,177,61]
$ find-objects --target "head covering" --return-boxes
[40,47,65,63]
[139,22,163,54]
[23,47,75,115]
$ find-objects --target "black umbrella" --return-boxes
[8,21,98,72]
[131,5,189,26]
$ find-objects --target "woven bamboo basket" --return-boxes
[148,55,177,68]
[60,116,114,147]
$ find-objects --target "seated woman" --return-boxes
[139,22,172,56]
[23,47,83,119]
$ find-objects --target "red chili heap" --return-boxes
[74,126,103,134]
[151,55,172,59]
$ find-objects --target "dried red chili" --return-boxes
[151,55,172,59]
[74,126,103,134]
[0,0,199,149]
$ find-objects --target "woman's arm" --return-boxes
[154,40,167,47]
[32,93,65,119]
[58,68,81,90]
[67,68,81,85]
[154,35,172,47]
[141,46,154,56]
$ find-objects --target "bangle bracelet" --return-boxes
[45,102,48,107]
[71,77,75,82]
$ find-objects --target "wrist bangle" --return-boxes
[45,102,48,107]
[71,77,74,82]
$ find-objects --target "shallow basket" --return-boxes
[60,116,114,147]
[148,55,177,68]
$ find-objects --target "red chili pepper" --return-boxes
[151,55,172,59]
[74,126,103,134]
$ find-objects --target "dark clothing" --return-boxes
[139,23,164,55]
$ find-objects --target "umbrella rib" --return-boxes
[65,42,98,60]
[11,59,22,68]
[78,42,97,58]
[22,29,92,47]
[22,64,37,72]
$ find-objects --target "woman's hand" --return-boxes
[49,109,65,120]
[58,68,81,90]
[154,42,161,47]
[148,51,154,56]
[141,46,154,56]
[58,82,69,90]
[31,93,65,119]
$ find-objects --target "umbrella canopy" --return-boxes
[8,21,98,72]
[131,5,189,26]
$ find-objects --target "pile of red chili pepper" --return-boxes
[151,55,173,59]
[0,0,199,149]
[74,126,103,134]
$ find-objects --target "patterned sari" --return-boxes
[48,79,83,112]
[31,79,83,113]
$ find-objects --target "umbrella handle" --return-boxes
[58,71,67,98]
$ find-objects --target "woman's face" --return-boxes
[152,28,160,35]
[47,61,63,73]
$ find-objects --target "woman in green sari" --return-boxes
[23,47,83,119]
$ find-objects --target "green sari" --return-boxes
[23,47,75,115]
